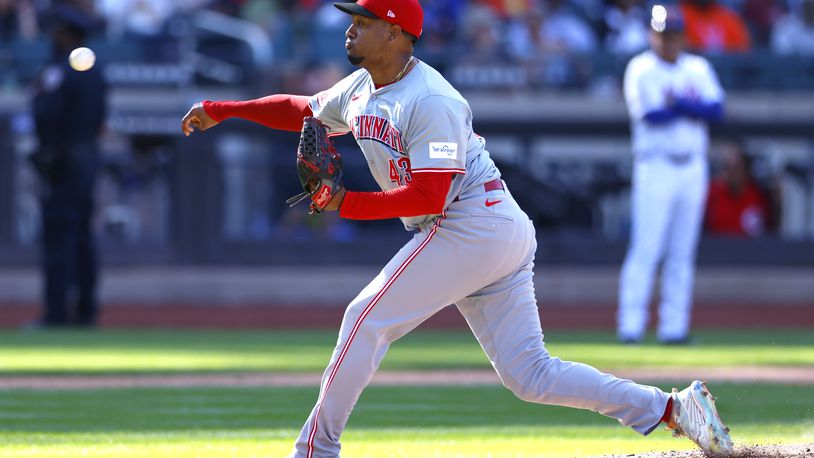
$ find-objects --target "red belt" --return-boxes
[483,178,504,192]
[454,178,503,201]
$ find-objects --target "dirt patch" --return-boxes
[598,443,814,457]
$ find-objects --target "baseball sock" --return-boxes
[660,397,674,423]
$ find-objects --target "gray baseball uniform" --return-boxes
[289,60,671,458]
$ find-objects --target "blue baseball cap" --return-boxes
[649,4,685,33]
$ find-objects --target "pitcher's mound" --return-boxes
[602,443,813,457]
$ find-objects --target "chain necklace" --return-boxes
[392,56,414,83]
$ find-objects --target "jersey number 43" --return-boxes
[388,157,413,185]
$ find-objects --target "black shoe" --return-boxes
[618,336,642,345]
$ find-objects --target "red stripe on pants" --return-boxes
[306,216,444,457]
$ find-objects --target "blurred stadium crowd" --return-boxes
[1,0,813,267]
[2,0,814,91]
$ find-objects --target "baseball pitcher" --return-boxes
[181,1,733,457]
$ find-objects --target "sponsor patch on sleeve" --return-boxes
[429,142,458,159]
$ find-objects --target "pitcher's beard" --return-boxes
[347,53,363,66]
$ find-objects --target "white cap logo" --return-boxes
[651,4,667,32]
[387,9,396,18]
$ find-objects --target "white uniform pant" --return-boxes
[618,156,708,341]
[291,184,670,458]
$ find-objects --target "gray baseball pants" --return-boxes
[290,183,670,458]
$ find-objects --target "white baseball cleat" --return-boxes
[667,380,734,456]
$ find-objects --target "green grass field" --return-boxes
[1,328,812,457]
[1,328,813,374]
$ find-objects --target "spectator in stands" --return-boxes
[706,141,773,237]
[680,0,751,52]
[28,5,107,328]
[572,0,606,33]
[458,0,503,40]
[0,0,39,42]
[602,0,649,55]
[311,0,352,62]
[772,0,814,55]
[99,0,172,37]
[449,1,524,89]
[505,0,598,86]
[456,8,508,66]
[97,0,175,60]
[238,0,309,62]
[208,0,244,17]
[0,0,19,42]
[416,0,466,69]
[57,0,105,31]
[530,0,598,55]
[480,0,529,19]
[456,0,508,65]
[742,0,782,47]
[506,7,560,60]
[421,0,465,42]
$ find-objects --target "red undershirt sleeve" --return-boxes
[339,173,453,220]
[202,95,313,132]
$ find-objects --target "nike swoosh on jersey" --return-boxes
[351,94,361,101]
[485,199,502,207]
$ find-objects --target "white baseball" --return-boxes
[69,47,96,72]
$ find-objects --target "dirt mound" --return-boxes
[600,443,813,457]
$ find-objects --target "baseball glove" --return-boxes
[286,117,344,214]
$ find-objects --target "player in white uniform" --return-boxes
[181,1,733,456]
[618,5,725,344]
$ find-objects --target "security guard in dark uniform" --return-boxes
[30,6,107,327]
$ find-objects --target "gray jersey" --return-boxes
[309,60,500,230]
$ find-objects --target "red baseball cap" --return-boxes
[334,0,423,39]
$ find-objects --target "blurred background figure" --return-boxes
[506,0,598,59]
[771,0,814,55]
[0,0,812,331]
[97,0,175,61]
[448,0,520,90]
[679,0,751,53]
[741,0,782,48]
[705,140,775,238]
[28,4,108,328]
[602,0,649,56]
[617,4,724,345]
[506,0,597,86]
[0,0,39,43]
[456,0,507,65]
[415,0,465,70]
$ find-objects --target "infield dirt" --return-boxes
[598,442,814,457]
